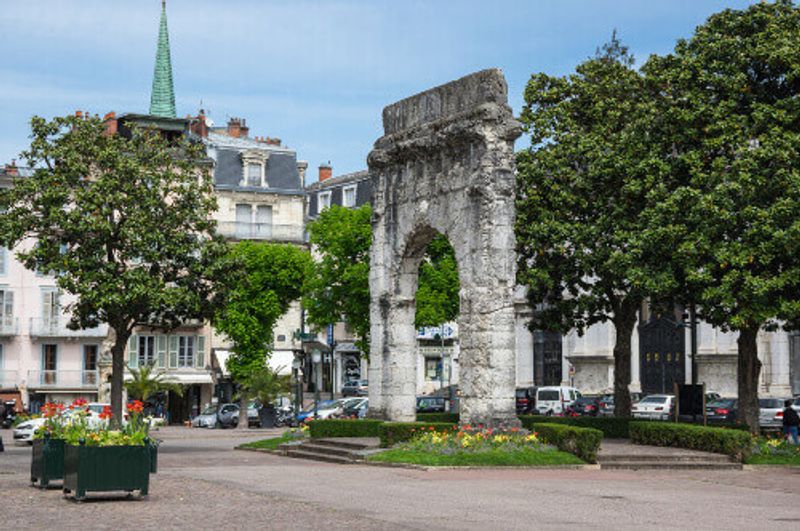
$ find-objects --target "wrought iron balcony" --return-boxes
[27,370,99,389]
[0,369,18,389]
[29,318,109,338]
[0,316,18,336]
[216,222,304,242]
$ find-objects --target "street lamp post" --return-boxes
[291,355,302,423]
[312,349,322,420]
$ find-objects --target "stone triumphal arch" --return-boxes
[367,69,522,426]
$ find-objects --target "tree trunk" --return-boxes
[238,392,249,429]
[612,306,638,418]
[737,326,762,434]
[110,327,131,428]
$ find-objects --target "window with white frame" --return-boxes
[342,186,357,208]
[178,336,195,367]
[318,191,332,211]
[246,163,262,187]
[138,336,156,366]
[0,289,12,328]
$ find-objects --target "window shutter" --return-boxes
[2,291,12,327]
[168,336,178,368]
[42,291,53,326]
[156,335,167,368]
[128,335,138,369]
[196,336,205,368]
[0,247,6,275]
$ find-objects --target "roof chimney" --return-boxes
[190,109,209,138]
[4,159,19,176]
[103,111,118,136]
[227,117,242,138]
[319,162,332,182]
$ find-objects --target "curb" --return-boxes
[359,460,601,471]
[742,464,800,470]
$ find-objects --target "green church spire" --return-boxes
[149,0,176,118]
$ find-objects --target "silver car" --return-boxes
[632,394,675,421]
[759,398,789,430]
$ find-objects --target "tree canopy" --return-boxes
[0,114,226,422]
[214,241,312,383]
[643,0,800,430]
[516,33,671,416]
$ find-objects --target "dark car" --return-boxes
[515,387,536,414]
[568,396,601,417]
[342,379,369,397]
[598,392,643,417]
[417,396,446,413]
[706,398,738,424]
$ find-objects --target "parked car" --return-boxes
[568,396,601,417]
[342,379,369,397]
[534,386,581,416]
[705,398,738,424]
[338,398,368,419]
[297,400,337,423]
[759,398,789,430]
[232,401,261,427]
[192,405,221,428]
[515,387,536,414]
[632,394,675,421]
[598,392,643,417]
[12,417,46,445]
[417,396,446,413]
[300,398,363,422]
[705,392,722,403]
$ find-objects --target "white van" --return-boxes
[535,386,581,416]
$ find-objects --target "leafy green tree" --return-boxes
[0,115,226,423]
[214,241,311,427]
[643,0,800,431]
[125,364,184,402]
[241,366,291,411]
[304,204,461,351]
[415,235,460,327]
[304,204,372,351]
[516,34,670,417]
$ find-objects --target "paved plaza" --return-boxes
[2,428,800,529]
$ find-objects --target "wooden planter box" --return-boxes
[31,438,65,488]
[63,444,150,500]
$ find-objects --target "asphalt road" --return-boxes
[2,427,800,530]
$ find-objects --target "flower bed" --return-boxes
[63,443,150,500]
[746,435,800,465]
[369,426,584,466]
[378,422,458,447]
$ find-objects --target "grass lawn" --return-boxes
[368,447,584,467]
[239,432,302,450]
[745,455,800,465]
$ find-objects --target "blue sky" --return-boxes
[0,0,756,181]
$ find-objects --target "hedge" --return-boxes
[416,413,459,424]
[308,419,385,439]
[519,415,631,439]
[629,421,752,461]
[378,422,457,448]
[531,423,603,463]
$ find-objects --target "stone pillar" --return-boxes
[367,69,522,427]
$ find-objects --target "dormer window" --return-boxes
[241,150,268,187]
[246,163,261,187]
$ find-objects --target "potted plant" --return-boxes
[62,402,152,501]
[30,401,69,488]
[243,367,290,429]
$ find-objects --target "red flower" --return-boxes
[99,405,113,420]
[126,400,144,415]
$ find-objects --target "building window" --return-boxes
[41,289,59,330]
[255,205,273,238]
[83,345,98,385]
[318,191,332,211]
[42,344,57,384]
[246,163,262,187]
[0,289,12,329]
[138,336,156,367]
[343,186,356,208]
[178,336,195,367]
[0,247,6,275]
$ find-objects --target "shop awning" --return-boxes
[161,373,214,385]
